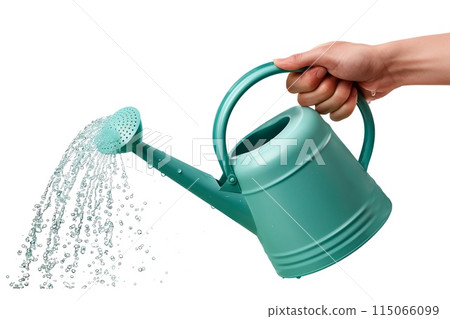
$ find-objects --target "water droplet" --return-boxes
[152,256,156,261]
[63,281,73,289]
[161,173,166,177]
[143,201,147,205]
[177,169,182,174]
[137,229,142,235]
[138,267,145,272]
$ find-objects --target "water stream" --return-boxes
[8,117,157,288]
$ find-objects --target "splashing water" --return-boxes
[8,117,158,289]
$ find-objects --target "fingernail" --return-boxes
[273,58,286,65]
[316,67,327,79]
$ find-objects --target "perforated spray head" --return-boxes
[96,107,142,154]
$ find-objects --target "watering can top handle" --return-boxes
[212,62,375,185]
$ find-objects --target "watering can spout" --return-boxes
[95,107,256,234]
[133,143,257,234]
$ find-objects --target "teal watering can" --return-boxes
[96,62,392,278]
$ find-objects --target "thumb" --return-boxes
[274,48,323,71]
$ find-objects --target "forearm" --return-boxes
[377,33,450,88]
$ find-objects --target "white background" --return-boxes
[1,0,449,318]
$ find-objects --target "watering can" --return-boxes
[96,62,392,278]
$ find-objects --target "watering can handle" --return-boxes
[212,62,375,186]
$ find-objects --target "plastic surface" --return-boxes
[96,62,391,278]
[213,62,375,187]
[95,107,142,154]
[96,106,256,234]
[229,106,391,277]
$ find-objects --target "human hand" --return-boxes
[274,42,396,121]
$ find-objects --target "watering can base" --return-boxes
[268,187,392,278]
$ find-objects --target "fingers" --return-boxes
[297,75,339,106]
[281,58,360,121]
[274,47,324,70]
[315,80,352,114]
[329,86,358,121]
[287,70,358,121]
[286,66,327,93]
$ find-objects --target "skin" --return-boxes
[274,33,450,121]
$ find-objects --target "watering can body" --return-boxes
[229,106,391,277]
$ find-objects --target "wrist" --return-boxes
[374,41,410,90]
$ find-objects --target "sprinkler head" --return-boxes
[96,107,142,154]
